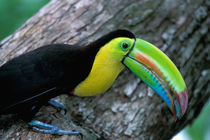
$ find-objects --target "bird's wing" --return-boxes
[0,44,93,115]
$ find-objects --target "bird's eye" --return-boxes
[122,43,128,49]
[121,42,129,51]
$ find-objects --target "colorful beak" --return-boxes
[122,38,188,121]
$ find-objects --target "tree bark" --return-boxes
[0,0,209,139]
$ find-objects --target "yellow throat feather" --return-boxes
[74,40,125,96]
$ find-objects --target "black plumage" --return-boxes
[0,44,94,119]
[0,29,135,120]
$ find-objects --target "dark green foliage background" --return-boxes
[0,0,209,140]
[0,0,50,40]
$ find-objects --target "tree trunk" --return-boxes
[0,0,209,139]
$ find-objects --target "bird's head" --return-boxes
[75,30,188,120]
[104,37,134,61]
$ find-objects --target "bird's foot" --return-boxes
[48,98,66,110]
[28,120,80,135]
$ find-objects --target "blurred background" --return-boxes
[0,0,209,140]
[0,0,50,40]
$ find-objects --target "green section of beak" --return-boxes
[122,38,188,120]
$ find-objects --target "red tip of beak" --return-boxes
[176,88,188,117]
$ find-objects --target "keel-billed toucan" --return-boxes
[0,30,188,135]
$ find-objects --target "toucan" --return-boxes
[0,30,188,135]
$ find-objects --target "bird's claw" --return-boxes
[48,99,66,111]
[28,120,80,135]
